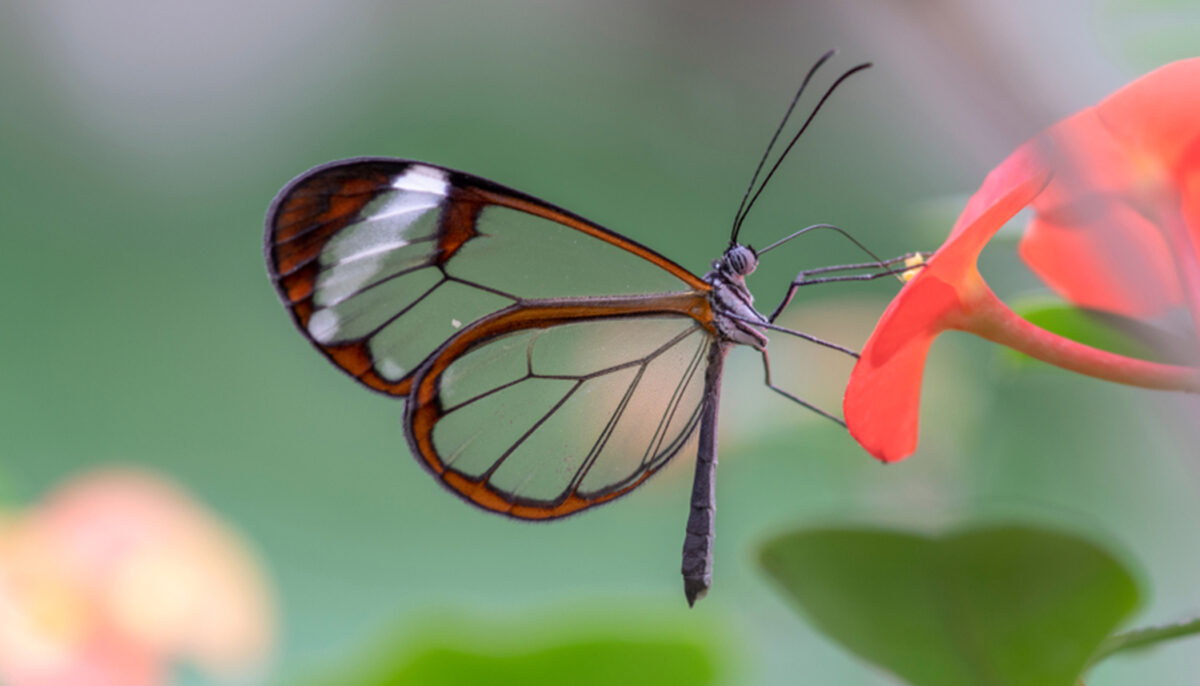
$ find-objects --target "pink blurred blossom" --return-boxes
[0,469,274,686]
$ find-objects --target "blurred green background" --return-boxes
[2,1,1198,684]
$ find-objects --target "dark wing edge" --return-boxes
[405,292,720,520]
[263,157,709,398]
[264,158,417,396]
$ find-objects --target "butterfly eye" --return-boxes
[724,245,758,276]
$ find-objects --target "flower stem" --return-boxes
[1090,616,1200,666]
[961,286,1200,392]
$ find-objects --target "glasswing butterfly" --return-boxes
[265,53,905,605]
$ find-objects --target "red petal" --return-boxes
[845,276,960,462]
[845,147,1050,462]
[1019,108,1180,317]
[1184,169,1200,278]
[1095,58,1200,174]
[1020,205,1181,318]
[946,141,1047,245]
[1019,59,1200,318]
[1171,171,1200,334]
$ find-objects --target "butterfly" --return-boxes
[264,54,900,605]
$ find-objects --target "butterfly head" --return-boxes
[718,244,758,277]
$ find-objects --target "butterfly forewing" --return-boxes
[266,158,707,396]
[408,311,715,518]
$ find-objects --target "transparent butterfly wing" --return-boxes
[406,305,719,518]
[265,158,708,396]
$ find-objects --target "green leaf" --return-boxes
[759,525,1140,686]
[291,613,724,686]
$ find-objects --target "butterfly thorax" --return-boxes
[704,244,769,350]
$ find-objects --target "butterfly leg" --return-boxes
[728,315,859,358]
[766,252,930,323]
[759,348,847,427]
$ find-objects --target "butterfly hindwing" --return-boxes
[406,301,718,519]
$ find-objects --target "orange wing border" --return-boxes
[406,292,717,520]
[264,157,710,397]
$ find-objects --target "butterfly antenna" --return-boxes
[731,61,873,245]
[729,50,836,246]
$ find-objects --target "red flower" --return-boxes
[845,58,1200,463]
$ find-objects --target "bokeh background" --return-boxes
[2,1,1198,684]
